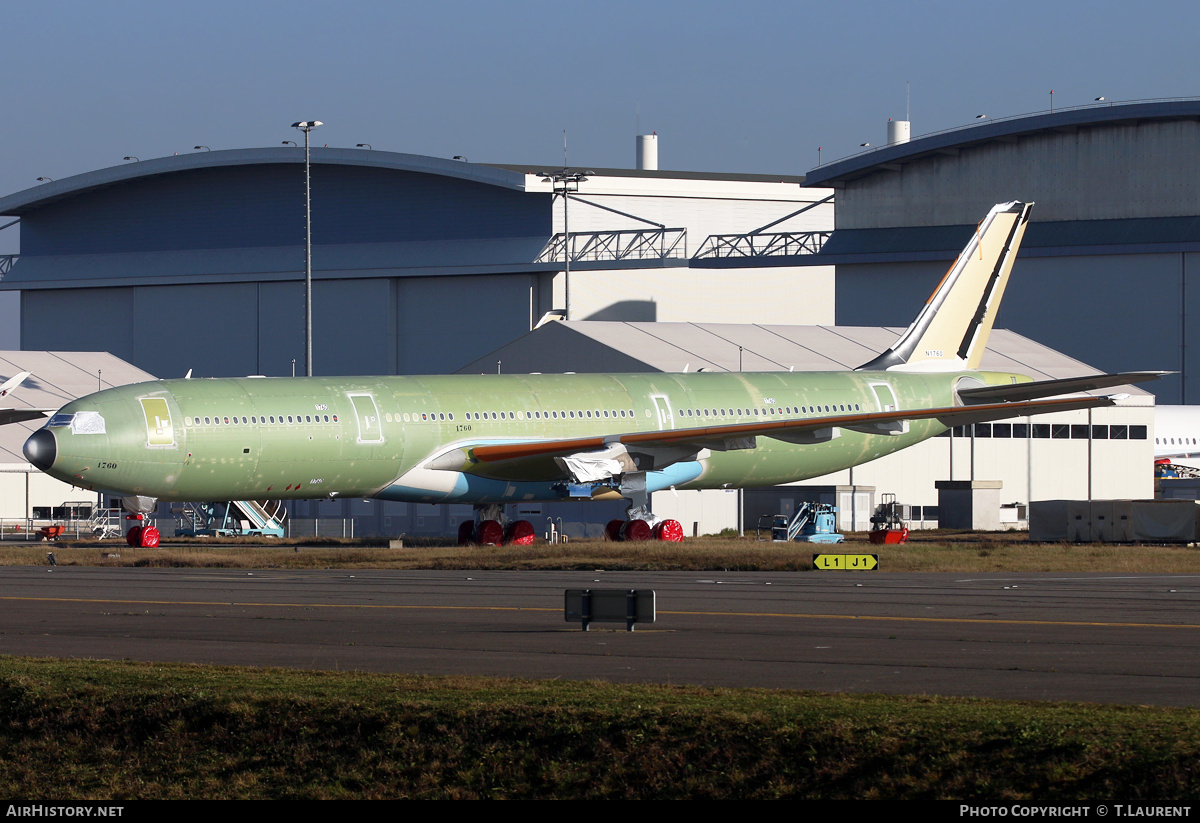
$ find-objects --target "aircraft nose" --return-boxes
[24,429,57,471]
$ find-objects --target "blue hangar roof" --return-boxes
[0,148,563,290]
[804,99,1200,187]
[0,147,529,215]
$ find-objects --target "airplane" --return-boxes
[1153,406,1200,461]
[21,201,1164,546]
[0,371,54,426]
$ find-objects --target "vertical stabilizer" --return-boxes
[858,201,1032,372]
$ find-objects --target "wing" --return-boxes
[422,393,1125,483]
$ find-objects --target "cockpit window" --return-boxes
[71,411,106,435]
[47,413,75,428]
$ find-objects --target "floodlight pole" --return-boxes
[540,170,590,321]
[292,120,322,376]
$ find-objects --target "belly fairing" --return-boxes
[377,461,704,504]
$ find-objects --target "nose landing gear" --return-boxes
[124,513,160,548]
[120,497,160,548]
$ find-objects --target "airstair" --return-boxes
[1155,460,1200,479]
[53,500,121,539]
[175,500,287,537]
[758,502,844,543]
[84,503,122,539]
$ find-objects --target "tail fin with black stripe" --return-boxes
[858,201,1033,372]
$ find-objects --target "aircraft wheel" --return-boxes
[457,520,476,546]
[621,519,653,541]
[476,519,504,546]
[655,519,684,542]
[125,526,142,548]
[604,519,624,541]
[506,519,536,545]
[140,526,161,548]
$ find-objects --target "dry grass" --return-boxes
[6,530,1200,572]
[4,656,1200,799]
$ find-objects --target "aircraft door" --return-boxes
[651,394,674,430]
[870,382,898,413]
[348,393,384,444]
[139,397,174,447]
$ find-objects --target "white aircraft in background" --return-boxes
[1154,405,1200,460]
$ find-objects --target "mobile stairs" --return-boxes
[1155,458,1200,479]
[175,500,287,537]
[83,503,122,539]
[758,502,844,544]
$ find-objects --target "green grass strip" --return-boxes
[1,656,1198,799]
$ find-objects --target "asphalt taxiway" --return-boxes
[3,566,1199,706]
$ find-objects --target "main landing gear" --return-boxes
[458,504,536,546]
[604,517,683,542]
[605,474,683,542]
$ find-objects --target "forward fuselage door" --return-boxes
[348,392,384,444]
[139,396,174,447]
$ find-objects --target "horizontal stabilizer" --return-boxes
[958,371,1168,404]
[934,396,1116,427]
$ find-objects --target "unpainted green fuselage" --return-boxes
[33,369,1024,504]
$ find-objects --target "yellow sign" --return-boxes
[813,554,878,570]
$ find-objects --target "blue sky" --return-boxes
[0,0,1196,343]
[6,0,1196,187]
